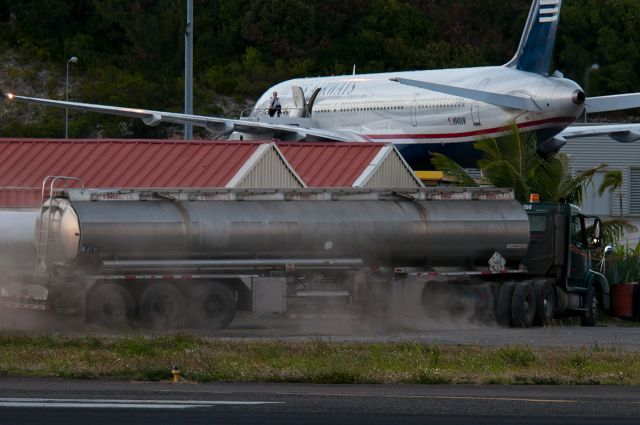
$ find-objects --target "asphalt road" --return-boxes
[0,378,639,425]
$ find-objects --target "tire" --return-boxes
[581,286,598,327]
[496,282,517,327]
[86,283,134,327]
[140,283,186,329]
[188,282,236,330]
[533,280,556,326]
[511,281,536,328]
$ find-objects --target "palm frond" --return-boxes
[532,153,569,202]
[474,138,502,163]
[430,153,478,186]
[561,162,608,205]
[598,170,623,196]
[599,218,639,246]
[476,124,540,202]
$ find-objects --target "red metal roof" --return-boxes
[0,139,262,207]
[277,143,384,187]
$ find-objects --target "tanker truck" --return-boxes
[0,179,608,329]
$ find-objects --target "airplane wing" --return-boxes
[390,77,543,112]
[586,93,640,113]
[559,124,640,143]
[3,93,372,143]
[392,78,640,115]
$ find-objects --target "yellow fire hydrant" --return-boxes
[171,366,181,383]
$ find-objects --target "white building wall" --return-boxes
[358,147,423,188]
[562,135,640,247]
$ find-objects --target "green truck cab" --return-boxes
[522,201,608,326]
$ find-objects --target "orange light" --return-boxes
[529,193,540,203]
[6,93,14,100]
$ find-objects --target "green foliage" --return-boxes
[599,170,623,196]
[432,124,608,205]
[599,219,639,248]
[430,153,478,187]
[495,346,536,367]
[606,242,640,284]
[2,335,640,384]
[476,124,540,202]
[1,0,639,137]
[432,125,636,252]
[547,159,607,206]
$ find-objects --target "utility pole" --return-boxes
[184,0,193,139]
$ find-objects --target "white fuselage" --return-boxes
[253,66,584,146]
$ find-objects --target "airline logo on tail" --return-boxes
[539,0,560,23]
[507,0,563,75]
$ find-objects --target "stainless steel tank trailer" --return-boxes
[0,177,607,329]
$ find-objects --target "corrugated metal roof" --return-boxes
[0,139,264,207]
[277,142,385,187]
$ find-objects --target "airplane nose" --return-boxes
[572,90,586,105]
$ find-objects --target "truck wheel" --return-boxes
[511,281,536,328]
[188,282,236,330]
[580,287,598,327]
[496,282,516,327]
[140,283,186,329]
[533,280,556,326]
[86,283,134,327]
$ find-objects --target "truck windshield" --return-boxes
[571,215,583,247]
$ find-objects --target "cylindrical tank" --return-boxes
[46,197,530,267]
[0,209,38,270]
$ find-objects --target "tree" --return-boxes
[598,170,623,216]
[432,123,607,204]
[431,126,637,247]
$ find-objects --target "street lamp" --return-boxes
[583,63,599,123]
[65,56,78,139]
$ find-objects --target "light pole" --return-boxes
[65,56,78,139]
[583,63,599,123]
[184,0,193,140]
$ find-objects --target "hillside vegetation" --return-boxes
[0,0,638,138]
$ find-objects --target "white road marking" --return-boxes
[274,392,577,404]
[0,398,284,409]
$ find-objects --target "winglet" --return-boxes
[506,0,563,76]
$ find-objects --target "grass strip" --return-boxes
[0,333,638,384]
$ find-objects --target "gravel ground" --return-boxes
[1,307,639,349]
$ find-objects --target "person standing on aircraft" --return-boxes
[268,91,281,117]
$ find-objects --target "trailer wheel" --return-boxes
[511,281,536,328]
[86,283,134,327]
[533,280,556,326]
[580,286,598,327]
[496,282,516,327]
[188,282,236,330]
[140,283,186,329]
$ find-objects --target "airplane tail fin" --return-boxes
[506,0,563,76]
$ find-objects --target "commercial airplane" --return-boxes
[4,0,640,169]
